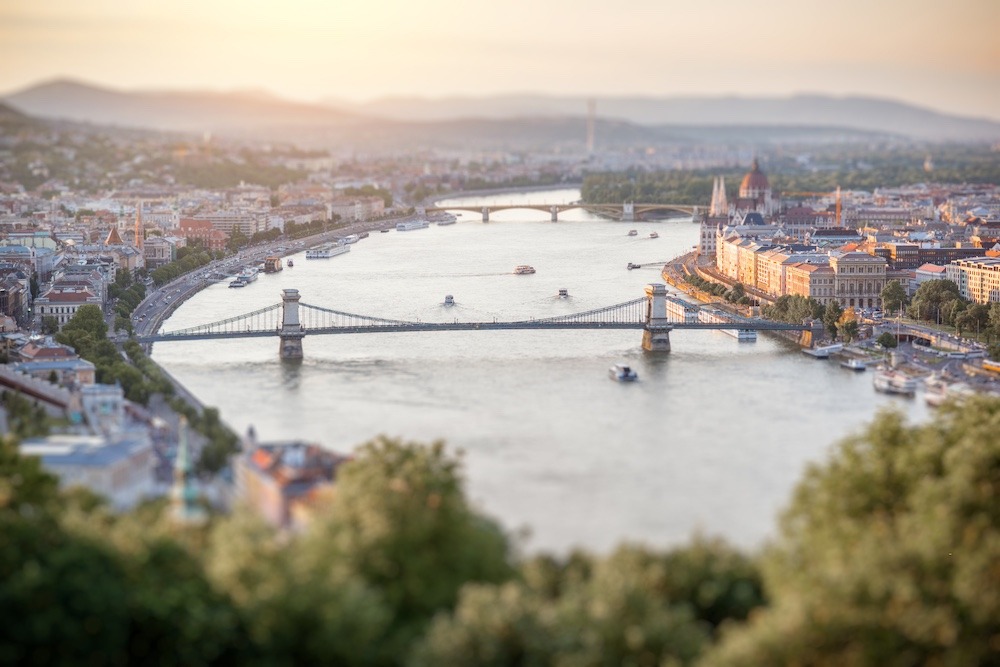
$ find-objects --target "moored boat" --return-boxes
[237,266,259,283]
[840,358,867,371]
[228,278,247,288]
[396,220,430,231]
[803,343,844,359]
[873,368,917,396]
[263,256,283,273]
[306,243,351,259]
[609,363,639,382]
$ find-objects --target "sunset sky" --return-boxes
[2,0,998,120]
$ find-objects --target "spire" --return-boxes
[104,226,124,245]
[171,416,207,525]
[717,176,728,215]
[709,177,720,216]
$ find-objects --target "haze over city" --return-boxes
[2,0,999,121]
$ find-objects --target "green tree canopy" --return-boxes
[880,280,907,315]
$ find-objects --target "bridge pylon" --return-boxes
[482,207,490,222]
[550,206,559,222]
[279,289,305,360]
[623,201,635,222]
[642,283,672,353]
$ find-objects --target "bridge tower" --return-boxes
[279,288,305,360]
[482,207,490,222]
[550,206,559,222]
[623,201,635,222]
[642,283,672,352]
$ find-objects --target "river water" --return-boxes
[153,189,928,553]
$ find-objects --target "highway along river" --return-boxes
[153,189,928,553]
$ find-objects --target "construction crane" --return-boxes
[781,187,842,227]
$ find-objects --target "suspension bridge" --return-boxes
[137,286,820,359]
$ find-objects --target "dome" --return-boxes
[739,158,769,194]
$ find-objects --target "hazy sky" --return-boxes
[2,0,999,119]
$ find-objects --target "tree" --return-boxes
[704,398,1000,666]
[40,315,59,335]
[880,280,907,315]
[910,279,961,324]
[823,301,843,340]
[876,331,898,349]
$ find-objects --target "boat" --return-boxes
[380,229,391,233]
[609,363,639,382]
[649,232,659,239]
[228,278,247,288]
[396,220,430,231]
[342,234,360,244]
[287,259,294,267]
[444,294,455,306]
[237,266,259,283]
[873,368,917,396]
[627,263,641,270]
[306,243,351,259]
[840,358,867,371]
[358,232,369,239]
[434,213,457,226]
[698,308,756,342]
[558,288,569,298]
[514,265,536,275]
[924,376,975,407]
[802,343,844,359]
[627,230,638,236]
[263,256,283,273]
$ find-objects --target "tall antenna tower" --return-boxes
[586,98,596,154]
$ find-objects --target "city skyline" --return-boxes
[2,0,999,121]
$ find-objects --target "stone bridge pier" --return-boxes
[623,201,635,222]
[482,207,490,222]
[642,283,672,352]
[550,206,559,222]
[279,288,305,360]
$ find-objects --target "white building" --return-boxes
[946,256,1000,303]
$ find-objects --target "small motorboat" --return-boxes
[444,295,455,306]
[649,232,659,239]
[558,288,569,298]
[627,262,641,270]
[609,363,638,382]
[627,230,638,236]
[286,259,294,267]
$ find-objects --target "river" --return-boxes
[153,189,928,553]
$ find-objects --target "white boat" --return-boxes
[306,243,351,259]
[434,213,457,226]
[444,295,455,306]
[627,230,638,236]
[342,234,360,244]
[237,266,259,283]
[803,343,844,359]
[649,232,659,239]
[396,220,430,231]
[228,278,246,288]
[514,265,536,275]
[924,376,975,407]
[873,368,917,396]
[609,363,638,382]
[840,358,867,371]
[698,308,756,342]
[558,288,569,298]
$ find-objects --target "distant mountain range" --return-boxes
[4,79,999,144]
[330,94,1000,142]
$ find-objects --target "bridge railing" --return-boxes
[298,302,415,330]
[529,297,648,325]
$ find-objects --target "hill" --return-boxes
[330,93,1000,142]
[3,79,363,134]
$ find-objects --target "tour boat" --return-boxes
[649,232,659,239]
[627,230,638,236]
[306,243,350,259]
[444,295,455,306]
[872,368,917,396]
[609,363,639,382]
[514,265,536,275]
[237,266,259,283]
[396,220,430,231]
[840,358,867,371]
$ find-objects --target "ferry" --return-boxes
[609,363,639,382]
[627,230,638,236]
[263,256,283,273]
[444,295,455,306]
[649,232,659,239]
[306,243,351,259]
[396,220,430,231]
[872,368,917,396]
[514,265,536,275]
